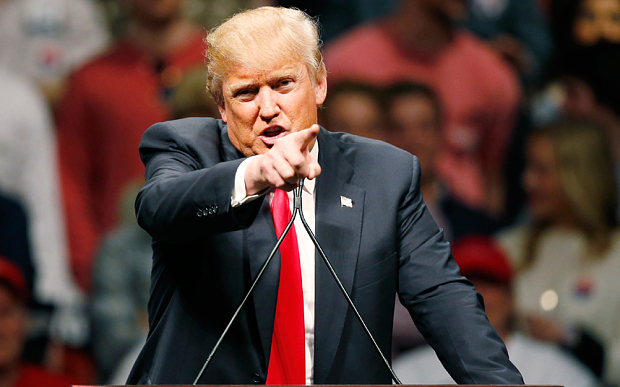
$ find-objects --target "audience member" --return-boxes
[532,0,620,179]
[324,0,521,218]
[0,0,110,105]
[0,255,77,387]
[320,81,385,141]
[497,120,620,384]
[0,70,85,350]
[55,0,206,291]
[98,0,272,37]
[464,0,553,88]
[394,235,599,387]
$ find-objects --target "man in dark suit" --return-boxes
[127,6,523,385]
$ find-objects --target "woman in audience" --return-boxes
[497,120,620,385]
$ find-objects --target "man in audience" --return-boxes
[55,0,205,291]
[393,235,599,387]
[0,255,77,387]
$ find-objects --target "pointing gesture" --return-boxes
[245,124,322,195]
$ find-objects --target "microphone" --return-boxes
[193,180,402,385]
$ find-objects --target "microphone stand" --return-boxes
[193,180,402,385]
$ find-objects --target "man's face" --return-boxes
[323,91,384,141]
[218,60,327,157]
[388,94,441,181]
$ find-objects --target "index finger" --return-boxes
[295,124,320,152]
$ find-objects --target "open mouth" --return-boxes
[259,126,288,145]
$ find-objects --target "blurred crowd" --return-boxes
[0,0,619,385]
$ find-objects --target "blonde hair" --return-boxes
[205,7,326,106]
[525,120,619,266]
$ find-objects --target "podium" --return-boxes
[73,385,559,387]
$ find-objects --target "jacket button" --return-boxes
[252,373,262,384]
[202,209,209,217]
[196,210,203,217]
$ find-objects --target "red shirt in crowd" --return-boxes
[56,32,206,290]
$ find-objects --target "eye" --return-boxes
[233,87,257,100]
[277,78,295,90]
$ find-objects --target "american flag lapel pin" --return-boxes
[340,196,353,208]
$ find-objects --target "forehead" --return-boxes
[222,61,309,91]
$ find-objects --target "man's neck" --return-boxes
[385,4,454,59]
[127,18,199,59]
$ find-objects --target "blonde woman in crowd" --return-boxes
[498,120,620,385]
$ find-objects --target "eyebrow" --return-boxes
[266,67,303,83]
[226,67,304,96]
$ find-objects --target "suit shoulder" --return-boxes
[142,117,222,145]
[326,130,415,165]
[139,117,226,168]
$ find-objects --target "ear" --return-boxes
[218,103,228,123]
[315,74,327,106]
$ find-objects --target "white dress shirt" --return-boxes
[231,144,318,385]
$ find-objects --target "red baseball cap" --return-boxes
[0,255,28,301]
[451,235,514,285]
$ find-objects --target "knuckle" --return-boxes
[281,169,295,180]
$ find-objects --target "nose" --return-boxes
[257,87,280,121]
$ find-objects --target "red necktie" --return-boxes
[266,189,306,385]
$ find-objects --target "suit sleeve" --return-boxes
[135,121,263,243]
[396,156,524,384]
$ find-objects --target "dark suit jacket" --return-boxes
[127,117,523,385]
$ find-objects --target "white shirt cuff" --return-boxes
[231,156,266,207]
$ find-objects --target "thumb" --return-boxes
[296,124,320,152]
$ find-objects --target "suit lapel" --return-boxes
[313,129,365,382]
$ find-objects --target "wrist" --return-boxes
[245,156,271,196]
